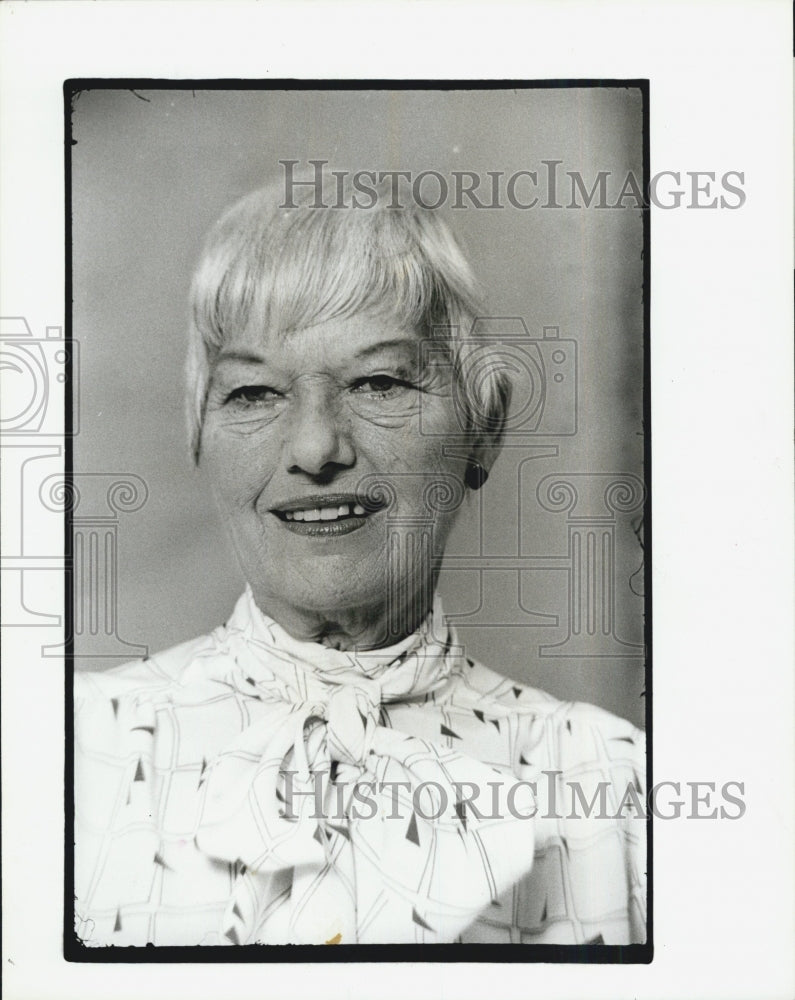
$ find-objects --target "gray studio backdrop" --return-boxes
[71,86,646,728]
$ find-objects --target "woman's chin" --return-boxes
[253,571,385,620]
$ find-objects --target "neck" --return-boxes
[250,590,433,651]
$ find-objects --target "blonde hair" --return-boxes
[186,178,511,463]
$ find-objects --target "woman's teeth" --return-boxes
[284,503,367,522]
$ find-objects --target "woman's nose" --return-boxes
[283,382,355,477]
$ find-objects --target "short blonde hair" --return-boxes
[186,178,511,463]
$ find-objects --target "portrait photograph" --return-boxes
[66,82,649,959]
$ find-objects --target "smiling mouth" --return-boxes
[271,495,387,535]
[276,502,367,523]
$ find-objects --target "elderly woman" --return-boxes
[74,179,646,948]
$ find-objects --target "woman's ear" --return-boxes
[466,387,511,488]
[461,346,513,489]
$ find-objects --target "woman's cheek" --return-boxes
[356,408,444,468]
[203,437,273,513]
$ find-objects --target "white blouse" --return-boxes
[74,587,646,947]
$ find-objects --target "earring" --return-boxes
[464,461,488,490]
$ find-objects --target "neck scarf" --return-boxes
[192,587,536,945]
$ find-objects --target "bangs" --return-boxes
[191,183,481,357]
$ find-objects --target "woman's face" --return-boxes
[200,309,471,641]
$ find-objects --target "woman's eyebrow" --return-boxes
[215,349,267,365]
[212,338,419,377]
[353,337,419,359]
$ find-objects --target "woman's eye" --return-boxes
[351,375,412,397]
[225,385,281,407]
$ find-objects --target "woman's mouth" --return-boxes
[281,502,366,522]
[271,496,386,537]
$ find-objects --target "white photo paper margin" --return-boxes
[0,1,792,998]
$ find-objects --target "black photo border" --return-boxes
[63,77,652,966]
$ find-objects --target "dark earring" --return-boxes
[465,461,488,490]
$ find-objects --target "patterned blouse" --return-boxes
[74,587,646,947]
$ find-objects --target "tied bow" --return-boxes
[193,590,536,945]
[320,681,380,767]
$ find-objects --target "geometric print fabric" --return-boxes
[74,587,646,946]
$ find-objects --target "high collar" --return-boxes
[222,585,460,703]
